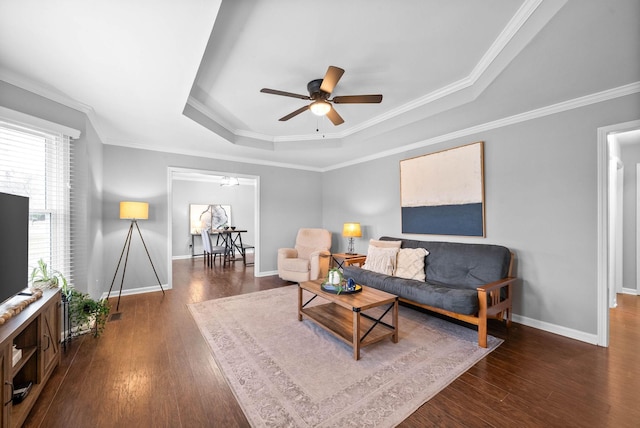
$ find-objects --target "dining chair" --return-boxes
[201,229,227,266]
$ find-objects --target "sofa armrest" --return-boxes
[476,276,517,294]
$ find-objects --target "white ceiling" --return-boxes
[1,0,638,170]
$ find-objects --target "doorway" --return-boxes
[597,120,640,347]
[165,167,260,289]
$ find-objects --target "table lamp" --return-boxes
[106,201,164,311]
[342,222,362,255]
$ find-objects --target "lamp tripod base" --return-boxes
[106,220,165,311]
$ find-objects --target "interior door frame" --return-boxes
[596,119,640,347]
[166,167,260,289]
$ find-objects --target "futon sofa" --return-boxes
[343,236,516,347]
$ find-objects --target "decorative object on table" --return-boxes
[189,204,231,233]
[342,222,362,254]
[0,288,43,325]
[321,282,362,294]
[327,267,343,285]
[400,141,485,236]
[188,286,502,427]
[30,258,68,290]
[106,201,165,311]
[322,267,344,293]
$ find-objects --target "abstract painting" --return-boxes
[400,142,485,236]
[189,204,231,234]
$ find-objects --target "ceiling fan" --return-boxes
[260,66,383,126]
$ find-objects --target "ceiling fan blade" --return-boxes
[326,105,344,126]
[319,66,345,94]
[261,88,310,100]
[279,105,309,121]
[332,94,383,104]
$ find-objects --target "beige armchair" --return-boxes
[278,228,332,282]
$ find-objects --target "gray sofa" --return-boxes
[343,236,516,347]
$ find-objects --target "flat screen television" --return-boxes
[0,192,29,305]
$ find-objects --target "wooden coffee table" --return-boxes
[298,279,398,360]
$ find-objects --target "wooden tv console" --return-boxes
[0,288,61,427]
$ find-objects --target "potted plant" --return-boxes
[30,259,69,294]
[67,288,110,338]
[31,259,109,337]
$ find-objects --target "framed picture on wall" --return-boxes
[400,141,485,237]
[189,204,232,234]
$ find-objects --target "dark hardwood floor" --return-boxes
[24,258,639,427]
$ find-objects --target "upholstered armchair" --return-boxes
[278,228,332,282]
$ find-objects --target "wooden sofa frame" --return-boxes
[345,252,516,348]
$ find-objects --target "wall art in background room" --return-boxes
[189,204,232,233]
[400,141,485,236]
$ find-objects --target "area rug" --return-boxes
[188,285,502,427]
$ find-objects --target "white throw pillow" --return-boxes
[369,239,402,249]
[363,246,399,275]
[394,248,428,281]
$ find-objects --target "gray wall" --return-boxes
[0,81,104,298]
[323,93,640,337]
[171,178,256,258]
[621,142,640,292]
[102,144,323,290]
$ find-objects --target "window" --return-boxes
[0,120,73,284]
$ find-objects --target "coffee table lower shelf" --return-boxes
[299,302,397,360]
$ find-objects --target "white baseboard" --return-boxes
[255,270,277,278]
[172,254,197,260]
[622,287,638,295]
[100,283,170,301]
[511,313,599,345]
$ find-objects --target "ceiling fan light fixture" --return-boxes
[309,100,331,116]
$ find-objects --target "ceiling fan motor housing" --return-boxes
[307,79,329,100]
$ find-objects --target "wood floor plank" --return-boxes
[22,258,640,427]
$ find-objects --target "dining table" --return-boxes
[192,228,249,264]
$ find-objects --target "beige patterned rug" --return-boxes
[188,285,502,427]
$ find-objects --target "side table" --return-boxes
[331,253,367,269]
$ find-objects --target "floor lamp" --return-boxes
[107,201,165,311]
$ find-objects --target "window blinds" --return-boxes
[0,120,73,286]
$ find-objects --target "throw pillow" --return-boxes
[394,248,428,281]
[369,239,402,249]
[363,245,399,275]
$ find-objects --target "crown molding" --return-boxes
[0,70,109,145]
[324,81,640,172]
[191,0,564,146]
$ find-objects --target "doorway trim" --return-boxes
[596,119,640,347]
[166,167,260,289]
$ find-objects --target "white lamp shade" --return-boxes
[120,201,149,220]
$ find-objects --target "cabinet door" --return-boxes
[0,350,6,428]
[41,300,60,377]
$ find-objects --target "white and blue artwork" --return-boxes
[400,142,485,236]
